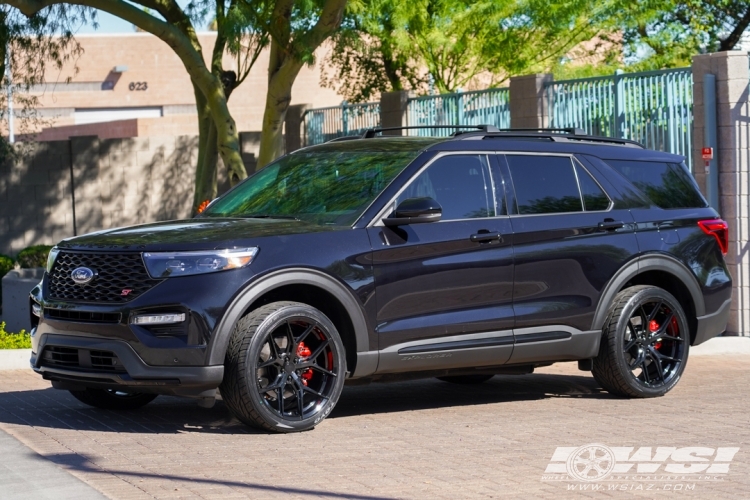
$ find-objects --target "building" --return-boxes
[5,32,344,141]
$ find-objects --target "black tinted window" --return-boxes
[605,160,707,209]
[398,155,494,219]
[507,155,582,214]
[576,164,610,211]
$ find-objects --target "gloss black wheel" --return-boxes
[220,301,346,432]
[593,285,690,398]
[69,388,157,410]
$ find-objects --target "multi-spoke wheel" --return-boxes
[69,388,157,410]
[220,301,346,432]
[593,285,690,398]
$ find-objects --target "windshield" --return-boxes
[201,150,418,225]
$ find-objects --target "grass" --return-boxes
[0,322,31,349]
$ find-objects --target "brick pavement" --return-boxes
[0,356,747,499]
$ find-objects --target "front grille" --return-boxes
[46,308,122,324]
[41,347,125,373]
[48,251,162,303]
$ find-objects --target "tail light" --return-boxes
[698,219,729,255]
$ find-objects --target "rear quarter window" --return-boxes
[604,160,707,209]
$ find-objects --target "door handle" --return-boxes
[470,232,502,243]
[597,219,625,231]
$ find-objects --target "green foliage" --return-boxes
[0,254,13,279]
[323,0,619,101]
[16,245,53,269]
[0,322,31,349]
[618,0,750,71]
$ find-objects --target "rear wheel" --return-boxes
[592,285,689,398]
[437,374,494,384]
[69,388,157,410]
[220,301,346,433]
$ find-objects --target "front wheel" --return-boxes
[70,388,157,410]
[220,301,346,433]
[592,285,690,398]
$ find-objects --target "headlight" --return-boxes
[46,247,60,273]
[142,248,259,278]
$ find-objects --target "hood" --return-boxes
[57,218,338,252]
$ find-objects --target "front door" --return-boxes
[367,153,515,373]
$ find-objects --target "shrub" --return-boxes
[0,322,31,349]
[16,245,53,269]
[0,254,14,316]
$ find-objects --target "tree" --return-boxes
[255,0,348,168]
[619,0,750,70]
[322,0,616,100]
[1,4,85,157]
[5,0,259,213]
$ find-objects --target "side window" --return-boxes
[397,155,495,220]
[575,163,610,211]
[507,155,582,214]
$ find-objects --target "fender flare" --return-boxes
[206,268,371,366]
[591,254,706,331]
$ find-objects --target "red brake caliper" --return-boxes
[297,342,314,386]
[649,320,662,350]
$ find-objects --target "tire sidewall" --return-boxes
[242,303,346,432]
[611,287,690,397]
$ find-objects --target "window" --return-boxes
[605,160,707,209]
[203,151,418,226]
[397,155,495,220]
[507,155,582,214]
[576,164,610,211]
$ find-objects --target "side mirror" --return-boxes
[383,197,442,227]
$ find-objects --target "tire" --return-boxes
[69,388,157,410]
[437,374,494,384]
[220,301,347,433]
[592,285,690,398]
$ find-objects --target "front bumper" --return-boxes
[32,333,224,397]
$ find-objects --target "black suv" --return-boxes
[30,127,732,432]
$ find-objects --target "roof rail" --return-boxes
[361,124,499,138]
[489,127,588,135]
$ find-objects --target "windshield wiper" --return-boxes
[240,214,300,221]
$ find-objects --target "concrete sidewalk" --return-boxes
[0,427,107,500]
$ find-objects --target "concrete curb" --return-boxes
[690,337,750,356]
[0,349,31,370]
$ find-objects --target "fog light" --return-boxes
[132,313,186,325]
[32,304,41,317]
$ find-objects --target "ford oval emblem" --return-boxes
[71,267,96,285]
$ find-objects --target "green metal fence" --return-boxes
[302,101,380,146]
[546,68,694,170]
[406,88,510,136]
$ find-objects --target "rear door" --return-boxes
[499,152,640,364]
[368,152,515,373]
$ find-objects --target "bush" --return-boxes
[0,254,14,316]
[0,322,31,349]
[16,245,53,269]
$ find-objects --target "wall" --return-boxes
[0,135,200,256]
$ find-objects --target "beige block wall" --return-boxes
[4,33,343,137]
[0,136,198,257]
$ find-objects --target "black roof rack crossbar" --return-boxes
[362,125,499,138]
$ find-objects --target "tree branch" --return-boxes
[719,5,750,51]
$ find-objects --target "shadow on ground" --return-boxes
[0,371,611,436]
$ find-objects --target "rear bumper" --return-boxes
[694,298,732,346]
[32,334,223,397]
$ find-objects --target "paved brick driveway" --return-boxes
[0,356,747,499]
